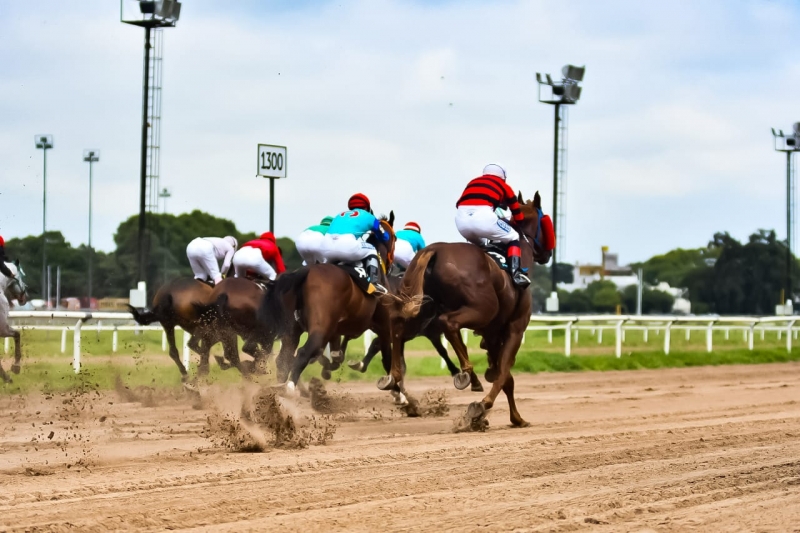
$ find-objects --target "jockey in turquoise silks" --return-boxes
[393,222,425,270]
[319,193,390,294]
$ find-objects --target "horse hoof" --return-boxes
[285,381,298,396]
[453,372,471,390]
[347,360,364,372]
[484,367,499,383]
[331,350,345,365]
[512,419,531,428]
[390,390,408,406]
[470,381,484,393]
[377,375,395,391]
[182,382,199,394]
[321,369,332,380]
[11,364,21,375]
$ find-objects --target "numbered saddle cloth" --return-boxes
[480,242,511,272]
[333,263,378,295]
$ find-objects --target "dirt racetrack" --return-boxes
[1,362,800,532]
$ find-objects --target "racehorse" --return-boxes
[347,272,484,392]
[127,278,238,381]
[192,277,275,376]
[379,192,553,427]
[258,215,397,393]
[0,262,28,383]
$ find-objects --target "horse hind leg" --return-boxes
[164,326,189,381]
[288,331,327,389]
[502,374,528,427]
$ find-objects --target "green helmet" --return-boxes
[320,216,334,226]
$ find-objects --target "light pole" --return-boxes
[35,134,53,300]
[536,65,585,296]
[83,150,100,303]
[122,0,182,283]
[772,123,800,303]
[158,187,171,283]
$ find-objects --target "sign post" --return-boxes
[257,144,287,233]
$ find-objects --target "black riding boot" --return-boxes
[509,255,531,289]
[366,257,388,294]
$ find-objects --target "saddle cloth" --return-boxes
[332,263,377,295]
[481,242,510,272]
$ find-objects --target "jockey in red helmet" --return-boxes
[233,231,286,281]
[320,193,390,294]
[455,164,530,288]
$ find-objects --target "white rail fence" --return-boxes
[6,311,800,374]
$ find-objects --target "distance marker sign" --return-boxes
[257,144,287,179]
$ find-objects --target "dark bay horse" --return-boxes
[258,216,397,394]
[0,262,28,383]
[347,273,484,392]
[380,193,552,427]
[192,277,274,376]
[128,278,237,381]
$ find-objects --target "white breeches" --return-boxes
[186,238,223,283]
[232,247,277,280]
[320,233,376,263]
[455,205,519,245]
[295,229,326,265]
[394,239,416,269]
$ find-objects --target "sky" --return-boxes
[1,0,799,268]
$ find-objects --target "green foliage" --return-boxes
[6,211,299,300]
[631,247,718,286]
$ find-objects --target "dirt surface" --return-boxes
[1,363,800,532]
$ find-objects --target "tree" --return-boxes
[631,247,718,286]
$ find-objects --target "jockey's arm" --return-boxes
[220,248,234,276]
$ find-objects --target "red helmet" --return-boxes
[348,193,371,212]
[259,232,276,243]
[403,222,421,233]
[0,236,4,247]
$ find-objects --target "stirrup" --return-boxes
[371,282,388,295]
[512,272,531,289]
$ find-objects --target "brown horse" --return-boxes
[347,273,484,392]
[128,278,237,380]
[379,192,552,427]
[192,277,274,376]
[258,216,396,393]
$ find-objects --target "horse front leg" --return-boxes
[11,328,21,374]
[163,325,189,381]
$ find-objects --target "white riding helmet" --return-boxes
[483,164,507,181]
[224,235,238,249]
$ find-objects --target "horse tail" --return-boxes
[257,268,311,339]
[399,248,436,319]
[127,297,166,326]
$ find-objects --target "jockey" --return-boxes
[233,231,286,281]
[185,236,238,286]
[394,222,425,270]
[455,164,530,288]
[0,236,14,279]
[295,216,334,265]
[320,193,390,294]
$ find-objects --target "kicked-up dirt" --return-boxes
[1,362,799,532]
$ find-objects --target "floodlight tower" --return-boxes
[772,122,800,301]
[536,65,585,295]
[121,0,181,283]
[83,150,100,301]
[35,134,53,298]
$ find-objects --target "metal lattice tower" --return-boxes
[145,29,164,213]
[555,105,568,263]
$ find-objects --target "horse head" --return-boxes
[517,191,553,265]
[370,212,397,272]
[3,262,28,306]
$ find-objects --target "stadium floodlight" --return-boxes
[121,0,182,283]
[35,134,54,299]
[772,123,800,302]
[83,150,100,303]
[535,65,586,297]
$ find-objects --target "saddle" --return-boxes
[332,262,377,295]
[481,242,510,272]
